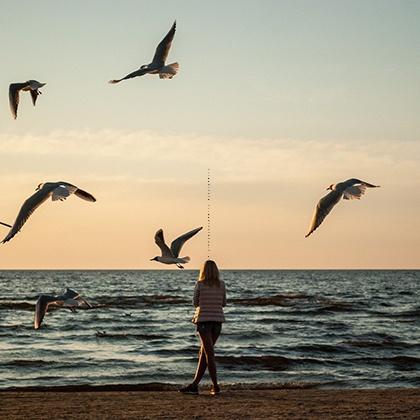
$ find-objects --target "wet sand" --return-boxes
[1,387,419,419]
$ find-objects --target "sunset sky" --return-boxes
[0,0,419,268]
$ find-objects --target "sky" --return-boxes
[0,0,419,269]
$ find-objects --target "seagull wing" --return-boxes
[342,179,380,200]
[57,183,96,202]
[342,178,379,189]
[154,229,173,257]
[34,295,55,329]
[360,181,380,188]
[343,185,367,200]
[9,84,20,119]
[61,288,80,300]
[108,68,148,84]
[305,190,343,238]
[74,188,96,202]
[2,188,52,243]
[51,185,71,201]
[151,21,176,67]
[170,226,203,258]
[77,296,93,309]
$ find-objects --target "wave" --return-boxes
[0,294,366,314]
[230,294,361,314]
[3,294,195,308]
[387,356,420,367]
[1,359,53,367]
[291,344,341,353]
[0,359,90,368]
[216,355,335,370]
[0,294,191,311]
[92,294,188,308]
[0,301,96,311]
[230,293,310,306]
[368,308,420,318]
[94,332,167,340]
[0,301,34,311]
[223,330,272,340]
[342,337,414,349]
[0,324,33,332]
[392,308,420,318]
[1,381,325,392]
[318,302,358,312]
[340,355,420,368]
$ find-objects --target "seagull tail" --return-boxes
[182,256,191,262]
[159,63,179,79]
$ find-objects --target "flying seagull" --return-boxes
[109,21,179,83]
[9,80,46,119]
[151,226,203,268]
[305,178,380,238]
[34,288,92,330]
[2,182,96,244]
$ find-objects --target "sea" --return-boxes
[0,270,419,390]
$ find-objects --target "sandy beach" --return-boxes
[1,387,419,419]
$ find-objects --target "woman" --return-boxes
[180,260,226,395]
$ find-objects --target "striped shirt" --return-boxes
[192,280,226,324]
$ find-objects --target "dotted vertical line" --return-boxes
[207,168,211,259]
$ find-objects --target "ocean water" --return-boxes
[0,270,419,390]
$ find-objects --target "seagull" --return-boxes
[109,21,179,84]
[151,226,203,269]
[2,181,96,244]
[34,288,93,330]
[9,80,46,119]
[305,178,380,238]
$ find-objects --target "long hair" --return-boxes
[198,260,220,288]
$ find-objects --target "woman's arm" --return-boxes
[193,282,200,307]
[222,282,227,307]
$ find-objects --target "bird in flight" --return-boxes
[9,80,46,119]
[151,226,203,268]
[109,21,179,83]
[34,288,92,330]
[305,178,380,237]
[2,182,96,244]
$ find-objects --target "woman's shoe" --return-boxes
[179,383,199,395]
[210,385,221,395]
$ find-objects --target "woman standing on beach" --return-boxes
[180,260,226,396]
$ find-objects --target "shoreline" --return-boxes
[2,380,420,393]
[0,382,325,393]
[1,388,419,419]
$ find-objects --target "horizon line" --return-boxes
[0,268,418,271]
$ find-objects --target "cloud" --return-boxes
[0,129,419,268]
[0,129,419,187]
